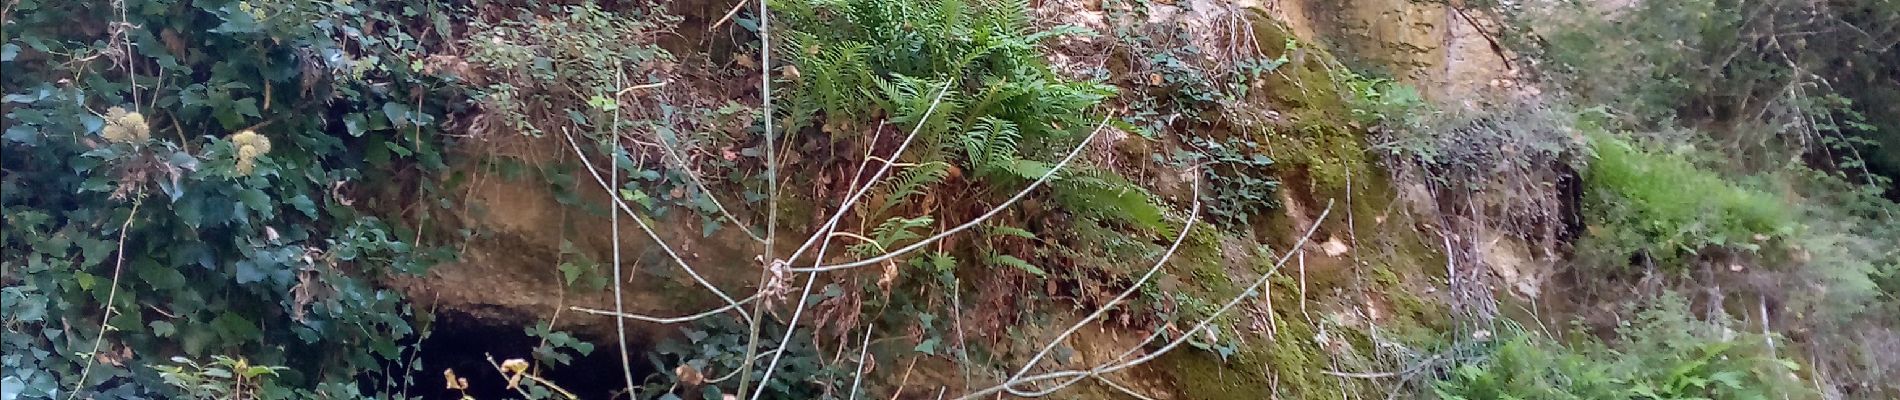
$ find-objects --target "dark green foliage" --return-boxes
[3,0,462,397]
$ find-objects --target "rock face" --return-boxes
[390,133,767,338]
[1263,0,1529,108]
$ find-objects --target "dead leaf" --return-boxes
[675,364,704,386]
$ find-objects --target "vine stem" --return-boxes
[66,197,142,400]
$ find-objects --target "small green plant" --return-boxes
[1337,69,1428,130]
[154,356,290,400]
[1174,136,1280,227]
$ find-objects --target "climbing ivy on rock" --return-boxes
[2,0,465,397]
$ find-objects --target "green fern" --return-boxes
[850,216,936,257]
[874,161,952,216]
[1055,167,1173,236]
[988,252,1046,277]
[986,224,1037,240]
[963,116,1025,176]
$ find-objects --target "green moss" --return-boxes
[1161,306,1388,399]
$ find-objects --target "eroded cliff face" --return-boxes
[1264,0,1532,108]
[389,133,768,337]
[396,0,1536,397]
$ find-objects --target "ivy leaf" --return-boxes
[557,262,586,285]
[384,141,413,157]
[151,320,177,338]
[4,125,39,145]
[212,312,262,343]
[236,188,271,213]
[210,5,263,33]
[235,260,266,284]
[233,98,260,118]
[81,114,105,134]
[914,338,940,355]
[343,113,369,137]
[135,259,187,290]
[382,102,414,127]
[1,43,19,62]
[288,194,317,217]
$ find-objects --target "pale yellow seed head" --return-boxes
[230,130,272,175]
[101,107,151,144]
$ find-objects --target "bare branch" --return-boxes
[569,293,762,324]
[848,324,876,400]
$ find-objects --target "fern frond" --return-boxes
[1055,167,1172,235]
[849,215,937,257]
[989,252,1045,277]
[871,215,935,247]
[986,224,1037,240]
[964,116,1023,174]
[877,75,964,137]
[874,161,952,216]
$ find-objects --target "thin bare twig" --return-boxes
[966,200,1335,399]
[1010,174,1204,382]
[848,323,876,400]
[569,293,761,324]
[560,130,756,325]
[610,67,639,400]
[66,198,141,400]
[792,116,1114,273]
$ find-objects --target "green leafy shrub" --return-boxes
[1495,0,1900,179]
[1435,297,1811,400]
[1579,134,1793,268]
[3,0,462,397]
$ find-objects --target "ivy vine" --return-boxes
[3,0,466,397]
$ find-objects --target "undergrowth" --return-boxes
[772,0,1179,332]
[1434,296,1811,400]
[1579,133,1794,269]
